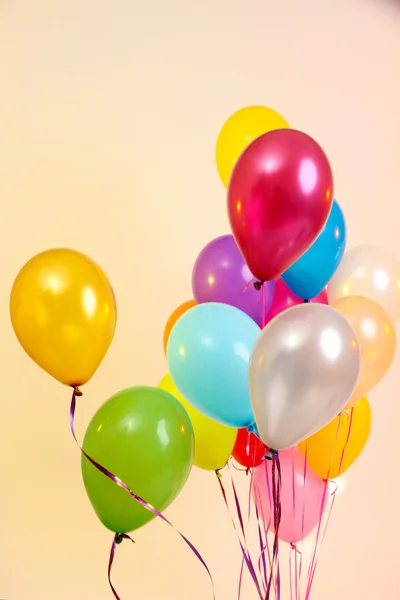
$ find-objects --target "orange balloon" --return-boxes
[298,397,371,479]
[331,295,396,408]
[163,300,196,355]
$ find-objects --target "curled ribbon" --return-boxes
[70,388,215,599]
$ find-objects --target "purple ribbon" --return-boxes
[265,452,282,600]
[216,465,264,600]
[108,534,135,599]
[70,388,215,599]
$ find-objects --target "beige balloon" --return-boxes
[331,295,396,408]
[328,245,400,325]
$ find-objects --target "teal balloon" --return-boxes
[282,200,346,299]
[81,386,194,534]
[167,302,260,428]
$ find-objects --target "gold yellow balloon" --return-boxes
[298,397,372,479]
[331,295,396,408]
[215,105,290,188]
[10,249,117,388]
[159,374,237,471]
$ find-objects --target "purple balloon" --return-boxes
[192,235,275,327]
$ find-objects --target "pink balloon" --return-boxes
[264,278,328,326]
[253,447,328,544]
[228,129,333,283]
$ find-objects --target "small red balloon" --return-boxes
[227,129,333,283]
[232,428,266,468]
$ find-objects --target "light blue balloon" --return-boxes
[166,302,260,428]
[282,200,346,299]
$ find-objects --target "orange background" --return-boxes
[0,0,399,598]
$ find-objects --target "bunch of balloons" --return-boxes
[165,106,398,554]
[8,105,399,598]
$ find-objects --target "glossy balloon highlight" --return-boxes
[167,302,260,428]
[249,303,361,450]
[81,386,194,533]
[282,200,346,299]
[192,235,274,327]
[331,296,396,408]
[10,248,117,387]
[228,129,333,282]
[328,244,400,325]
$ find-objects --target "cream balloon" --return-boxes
[328,245,400,325]
[249,303,361,451]
[331,296,396,408]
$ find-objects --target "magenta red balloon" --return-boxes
[264,278,328,326]
[227,129,334,282]
[253,447,328,544]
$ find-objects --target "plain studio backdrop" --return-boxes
[0,0,399,598]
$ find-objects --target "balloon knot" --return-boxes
[303,298,310,303]
[245,468,251,476]
[265,449,278,461]
[115,534,124,545]
[253,281,264,291]
[73,385,83,397]
[215,469,223,479]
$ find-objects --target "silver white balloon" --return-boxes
[328,244,400,325]
[249,303,361,450]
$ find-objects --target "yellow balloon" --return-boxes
[298,397,372,479]
[331,295,396,408]
[158,374,237,471]
[215,105,290,188]
[10,248,117,389]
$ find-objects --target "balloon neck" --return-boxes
[72,385,83,397]
[253,281,264,291]
[265,449,278,461]
[215,469,223,479]
[115,534,124,545]
[246,423,258,435]
[303,298,310,303]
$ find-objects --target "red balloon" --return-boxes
[264,278,328,326]
[232,428,266,468]
[227,129,333,283]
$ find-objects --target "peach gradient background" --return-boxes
[0,0,399,598]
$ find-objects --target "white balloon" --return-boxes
[249,303,361,450]
[328,244,400,325]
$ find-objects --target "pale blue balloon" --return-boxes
[166,302,260,428]
[282,200,346,299]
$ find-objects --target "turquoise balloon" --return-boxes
[167,302,260,428]
[282,200,346,299]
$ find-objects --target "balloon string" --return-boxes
[108,534,135,599]
[70,389,215,599]
[215,467,264,599]
[261,283,266,329]
[264,456,278,597]
[297,446,308,598]
[304,483,337,600]
[303,408,354,599]
[254,498,268,592]
[265,453,282,600]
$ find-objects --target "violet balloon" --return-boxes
[228,129,334,283]
[192,235,274,327]
[253,447,328,544]
[264,278,328,326]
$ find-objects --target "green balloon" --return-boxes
[81,386,194,534]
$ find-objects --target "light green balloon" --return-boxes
[81,386,194,533]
